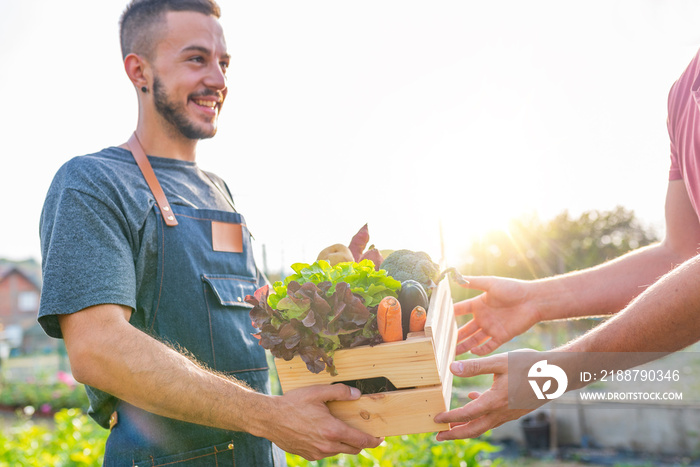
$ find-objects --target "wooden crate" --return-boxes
[274,277,458,437]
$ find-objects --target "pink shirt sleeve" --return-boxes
[665,48,700,219]
[668,71,683,181]
[669,142,682,181]
[666,49,700,182]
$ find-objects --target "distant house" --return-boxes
[0,260,54,354]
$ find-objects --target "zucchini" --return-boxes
[397,280,429,339]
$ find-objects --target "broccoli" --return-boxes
[380,249,440,290]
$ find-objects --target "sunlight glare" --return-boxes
[437,201,525,268]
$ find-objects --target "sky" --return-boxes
[2,0,700,276]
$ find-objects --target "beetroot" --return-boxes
[359,247,384,271]
[348,224,370,261]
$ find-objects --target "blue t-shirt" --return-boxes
[38,146,244,426]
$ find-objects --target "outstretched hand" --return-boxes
[454,276,541,356]
[434,352,538,440]
[265,384,383,461]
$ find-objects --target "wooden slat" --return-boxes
[441,318,458,408]
[426,278,458,409]
[426,279,456,382]
[327,386,450,437]
[275,336,440,392]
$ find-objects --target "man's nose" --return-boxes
[205,62,227,91]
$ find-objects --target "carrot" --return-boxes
[409,306,427,332]
[377,296,403,342]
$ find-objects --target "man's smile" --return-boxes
[193,98,217,108]
[189,94,223,117]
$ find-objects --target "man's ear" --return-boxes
[124,53,150,91]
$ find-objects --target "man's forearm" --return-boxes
[60,304,270,434]
[534,241,686,321]
[561,253,700,354]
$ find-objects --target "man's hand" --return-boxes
[434,353,534,440]
[261,384,383,461]
[454,276,541,356]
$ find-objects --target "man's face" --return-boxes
[149,11,229,140]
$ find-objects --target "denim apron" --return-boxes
[104,135,286,466]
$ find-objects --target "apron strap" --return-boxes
[127,133,179,227]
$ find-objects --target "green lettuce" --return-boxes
[269,259,401,310]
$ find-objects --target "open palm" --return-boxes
[453,276,541,356]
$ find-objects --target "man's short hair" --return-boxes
[119,0,221,60]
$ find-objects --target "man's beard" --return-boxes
[152,76,218,140]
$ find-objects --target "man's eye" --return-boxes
[220,62,229,73]
[190,56,204,63]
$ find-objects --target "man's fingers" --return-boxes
[311,385,383,450]
[457,320,480,341]
[450,354,507,378]
[341,430,384,452]
[436,415,496,441]
[323,435,383,457]
[453,276,495,317]
[301,441,363,462]
[434,386,510,439]
[456,323,504,356]
[294,423,383,461]
[317,422,383,454]
[335,443,366,457]
[458,276,491,293]
[455,329,491,355]
[434,385,500,426]
[470,338,501,356]
[454,299,475,317]
[309,383,362,402]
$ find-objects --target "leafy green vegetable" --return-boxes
[269,259,401,309]
[247,260,401,375]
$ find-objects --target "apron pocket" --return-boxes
[201,273,268,374]
[133,440,235,466]
[202,274,257,308]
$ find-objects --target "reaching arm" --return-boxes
[455,180,700,355]
[59,304,382,461]
[436,252,700,440]
[561,252,700,354]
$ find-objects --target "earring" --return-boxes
[141,86,148,93]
